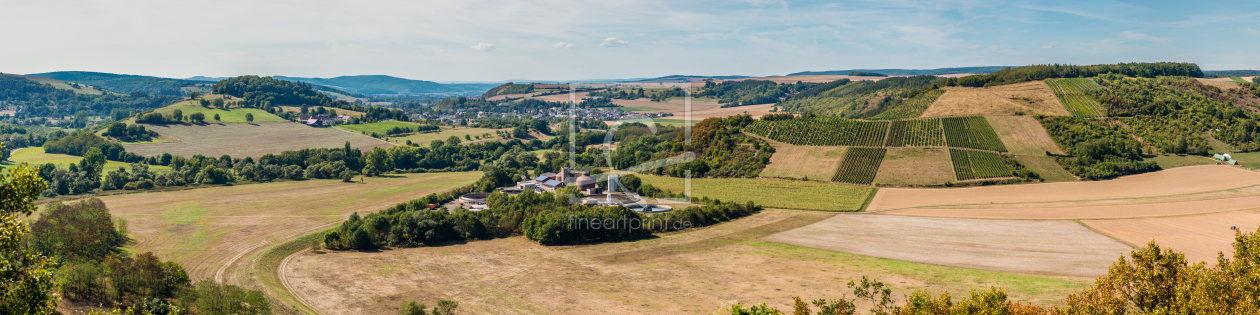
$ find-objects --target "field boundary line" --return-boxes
[867,183,1260,213]
[1074,220,1139,249]
[280,248,322,315]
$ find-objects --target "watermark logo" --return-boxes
[562,82,696,204]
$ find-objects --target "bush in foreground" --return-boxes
[721,227,1260,314]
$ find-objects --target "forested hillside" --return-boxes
[948,62,1202,87]
[789,66,1009,76]
[211,75,411,122]
[276,75,497,95]
[776,76,943,117]
[482,82,535,98]
[26,71,206,96]
[0,74,180,127]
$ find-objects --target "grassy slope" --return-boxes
[4,147,170,173]
[153,95,285,123]
[336,120,429,135]
[387,127,507,145]
[279,105,365,118]
[635,174,876,211]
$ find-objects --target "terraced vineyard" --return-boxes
[942,116,1008,152]
[949,148,1012,181]
[904,118,946,146]
[745,117,883,146]
[749,117,983,150]
[1046,78,1105,117]
[885,121,907,146]
[832,147,887,185]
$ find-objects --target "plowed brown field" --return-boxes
[867,165,1260,211]
[764,214,1132,277]
[922,81,1069,117]
[1082,210,1260,263]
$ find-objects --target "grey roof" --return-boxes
[543,179,563,187]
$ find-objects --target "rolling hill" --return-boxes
[273,75,499,95]
[26,71,208,96]
[789,66,1011,76]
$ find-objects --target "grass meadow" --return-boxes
[634,174,876,211]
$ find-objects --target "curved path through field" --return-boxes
[768,165,1260,276]
[101,172,480,285]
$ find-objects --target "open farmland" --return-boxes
[872,147,955,186]
[282,210,1087,314]
[4,147,171,173]
[765,214,1132,277]
[6,73,105,94]
[1044,79,1105,117]
[1082,210,1260,263]
[387,126,507,145]
[922,81,1069,117]
[634,174,876,211]
[759,144,845,180]
[336,120,433,136]
[153,95,286,123]
[125,122,392,158]
[986,115,1065,155]
[97,172,480,285]
[1195,77,1243,90]
[866,165,1260,211]
[831,147,886,185]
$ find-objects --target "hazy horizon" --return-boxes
[4,0,1258,82]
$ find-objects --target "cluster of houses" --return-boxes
[297,114,352,126]
[412,107,672,125]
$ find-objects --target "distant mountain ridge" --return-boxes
[26,71,207,96]
[788,66,1012,76]
[273,75,499,95]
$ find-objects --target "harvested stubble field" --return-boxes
[336,120,431,136]
[283,210,1087,315]
[872,147,955,185]
[97,172,480,285]
[865,165,1260,211]
[1082,210,1260,263]
[634,174,875,211]
[986,115,1065,155]
[7,74,104,94]
[1195,77,1243,90]
[921,81,1069,117]
[126,122,392,158]
[759,144,845,181]
[765,214,1132,277]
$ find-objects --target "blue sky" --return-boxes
[2,0,1257,81]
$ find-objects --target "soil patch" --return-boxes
[760,144,845,181]
[1082,210,1260,264]
[922,81,1069,117]
[873,147,955,185]
[765,214,1132,277]
[987,116,1064,155]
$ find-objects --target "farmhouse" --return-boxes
[298,114,351,126]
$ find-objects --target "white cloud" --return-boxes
[553,42,576,49]
[1041,45,1053,49]
[1119,31,1171,44]
[600,37,629,47]
[470,42,496,51]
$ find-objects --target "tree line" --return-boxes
[949,62,1203,87]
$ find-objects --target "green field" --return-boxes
[635,174,877,211]
[387,126,507,145]
[1228,152,1260,169]
[1231,77,1249,84]
[4,147,170,174]
[619,106,668,112]
[1147,154,1216,169]
[152,95,286,123]
[336,120,430,136]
